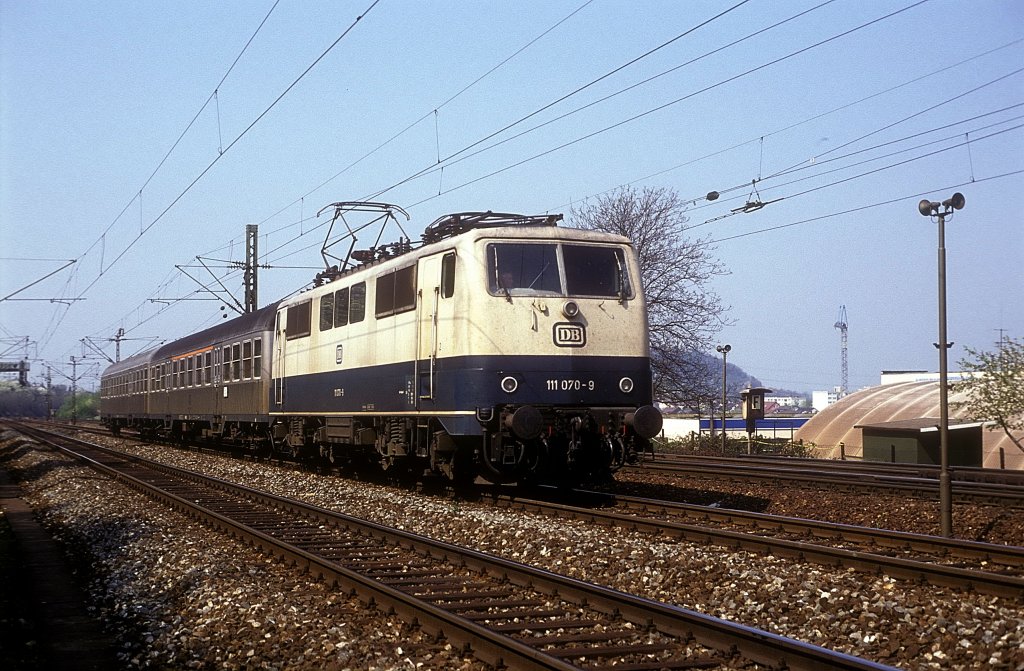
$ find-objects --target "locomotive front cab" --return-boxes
[465,228,662,484]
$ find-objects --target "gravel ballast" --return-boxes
[2,429,1022,670]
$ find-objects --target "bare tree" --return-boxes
[569,186,728,404]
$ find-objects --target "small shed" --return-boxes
[855,418,984,466]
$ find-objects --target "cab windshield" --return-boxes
[487,242,633,299]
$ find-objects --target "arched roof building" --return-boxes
[795,381,1023,470]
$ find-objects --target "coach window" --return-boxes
[375,272,395,317]
[243,340,253,379]
[441,252,456,298]
[286,300,312,340]
[204,351,212,385]
[222,346,231,383]
[231,343,241,381]
[334,288,349,328]
[375,265,416,318]
[319,293,334,332]
[253,338,262,377]
[350,282,366,323]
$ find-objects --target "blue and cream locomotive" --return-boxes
[101,207,662,484]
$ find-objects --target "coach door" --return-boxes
[274,308,285,407]
[416,251,456,407]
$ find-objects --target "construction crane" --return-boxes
[834,305,848,397]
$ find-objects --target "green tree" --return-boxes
[952,336,1024,453]
[56,391,99,421]
[569,186,728,405]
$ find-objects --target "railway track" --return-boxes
[32,420,1024,594]
[629,454,1024,508]
[7,421,897,671]
[484,487,1024,598]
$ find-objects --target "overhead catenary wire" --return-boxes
[74,0,283,265]
[65,1,380,307]
[687,111,1024,222]
[552,36,1024,212]
[119,0,729,330]
[377,0,841,202]
[694,122,1024,226]
[251,0,596,236]
[363,0,760,202]
[707,168,1024,244]
[33,1,284,356]
[763,65,1024,182]
[161,0,950,309]
[384,0,935,209]
[163,0,924,280]
[687,101,1024,210]
[35,1,379,363]
[253,0,805,251]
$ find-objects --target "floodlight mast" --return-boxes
[917,192,965,538]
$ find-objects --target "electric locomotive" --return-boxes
[101,207,662,485]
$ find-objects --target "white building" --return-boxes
[812,388,842,412]
[766,395,801,407]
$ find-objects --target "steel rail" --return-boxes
[8,422,897,671]
[603,490,1024,569]
[629,458,1024,508]
[485,490,1024,598]
[641,451,1024,485]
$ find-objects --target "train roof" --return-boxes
[101,302,280,379]
[101,346,161,377]
[152,301,280,360]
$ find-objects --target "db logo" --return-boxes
[553,322,586,348]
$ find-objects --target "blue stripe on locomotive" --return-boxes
[277,354,652,435]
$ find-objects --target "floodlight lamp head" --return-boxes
[943,192,966,210]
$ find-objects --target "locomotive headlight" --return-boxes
[562,300,580,318]
[500,376,519,393]
[619,377,634,393]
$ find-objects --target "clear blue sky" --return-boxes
[1,0,1021,393]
